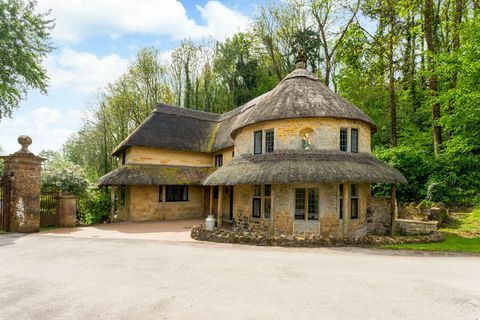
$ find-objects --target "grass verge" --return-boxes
[382,208,480,254]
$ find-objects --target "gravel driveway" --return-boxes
[0,223,479,320]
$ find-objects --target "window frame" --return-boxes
[338,184,343,220]
[295,188,319,221]
[340,128,348,152]
[165,185,189,202]
[120,185,126,207]
[265,129,275,153]
[254,131,263,155]
[350,184,359,219]
[214,154,223,167]
[252,184,272,219]
[351,128,359,153]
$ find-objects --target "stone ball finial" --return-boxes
[294,49,307,69]
[17,135,33,154]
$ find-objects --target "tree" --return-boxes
[40,151,89,196]
[423,0,442,156]
[0,0,54,119]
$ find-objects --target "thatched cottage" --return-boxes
[98,53,406,237]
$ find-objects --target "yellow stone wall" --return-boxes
[234,118,372,156]
[211,146,234,167]
[231,183,370,237]
[119,185,205,221]
[126,146,212,167]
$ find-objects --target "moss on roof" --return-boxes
[97,164,215,186]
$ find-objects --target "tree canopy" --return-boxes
[0,0,54,119]
[63,0,480,206]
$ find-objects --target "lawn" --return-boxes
[382,208,480,254]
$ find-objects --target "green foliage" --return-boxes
[373,146,437,202]
[0,0,54,119]
[40,151,89,196]
[77,187,111,225]
[382,209,480,254]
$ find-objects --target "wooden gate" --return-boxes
[0,174,14,232]
[40,193,59,228]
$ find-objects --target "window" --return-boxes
[264,198,271,219]
[159,185,163,202]
[215,154,223,167]
[265,130,274,153]
[121,152,126,165]
[213,186,219,199]
[308,189,319,220]
[338,184,343,219]
[120,185,126,206]
[295,189,306,220]
[295,188,319,221]
[166,185,188,202]
[351,184,359,219]
[340,128,348,152]
[252,198,261,218]
[351,128,358,153]
[252,184,272,219]
[254,131,263,155]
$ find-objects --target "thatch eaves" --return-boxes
[97,164,215,186]
[203,150,406,185]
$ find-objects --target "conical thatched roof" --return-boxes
[230,68,376,137]
[203,150,406,185]
[97,164,214,186]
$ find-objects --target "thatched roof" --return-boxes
[203,150,406,185]
[230,68,376,136]
[97,164,215,186]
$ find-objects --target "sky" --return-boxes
[0,0,258,155]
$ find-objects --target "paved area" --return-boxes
[39,219,203,242]
[0,224,479,319]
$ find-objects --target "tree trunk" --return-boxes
[388,2,397,147]
[424,0,442,156]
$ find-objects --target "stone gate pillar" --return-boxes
[1,136,44,232]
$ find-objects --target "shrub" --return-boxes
[77,187,111,225]
[373,145,437,203]
[41,151,89,196]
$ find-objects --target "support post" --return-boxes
[270,184,275,229]
[217,185,223,228]
[342,183,350,238]
[209,186,214,217]
[390,184,397,235]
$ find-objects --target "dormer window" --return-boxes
[253,129,275,155]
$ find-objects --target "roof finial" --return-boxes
[294,49,307,69]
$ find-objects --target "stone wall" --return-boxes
[366,196,392,235]
[122,185,204,221]
[126,146,211,167]
[234,118,372,156]
[232,182,369,237]
[191,224,444,247]
[394,219,438,236]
